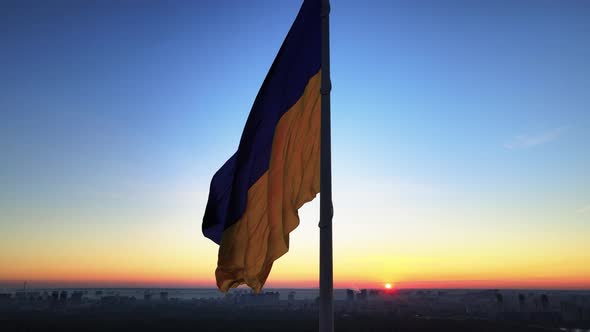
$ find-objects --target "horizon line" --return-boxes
[2,279,589,291]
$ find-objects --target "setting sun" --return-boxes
[385,283,393,289]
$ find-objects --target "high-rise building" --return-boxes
[346,289,354,302]
[59,291,68,304]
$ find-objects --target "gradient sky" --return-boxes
[1,0,589,290]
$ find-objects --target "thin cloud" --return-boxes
[504,126,568,150]
[577,204,590,214]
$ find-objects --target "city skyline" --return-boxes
[1,0,589,290]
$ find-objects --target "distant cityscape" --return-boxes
[1,285,589,331]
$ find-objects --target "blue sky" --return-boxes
[1,0,589,287]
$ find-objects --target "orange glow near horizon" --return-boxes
[2,198,589,291]
[1,240,590,290]
[2,249,589,290]
[1,276,590,290]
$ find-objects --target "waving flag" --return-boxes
[202,0,321,292]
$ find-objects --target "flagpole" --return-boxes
[319,0,333,331]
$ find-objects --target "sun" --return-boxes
[384,283,393,290]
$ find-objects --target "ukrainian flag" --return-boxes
[202,0,321,292]
[203,0,321,292]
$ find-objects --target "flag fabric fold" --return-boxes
[202,0,321,292]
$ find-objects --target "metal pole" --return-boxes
[319,0,333,331]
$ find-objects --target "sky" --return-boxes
[1,0,589,290]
